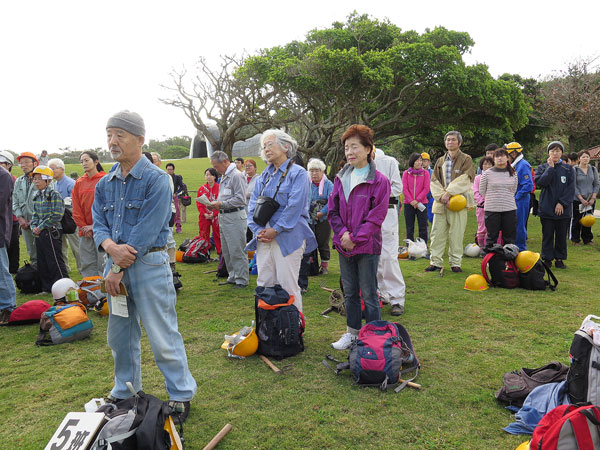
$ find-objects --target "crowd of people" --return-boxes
[0,110,598,425]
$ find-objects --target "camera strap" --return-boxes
[259,160,294,197]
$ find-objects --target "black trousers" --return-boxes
[7,221,20,274]
[36,228,68,292]
[571,200,595,244]
[541,217,570,261]
[403,204,428,242]
[484,210,517,248]
[313,220,331,262]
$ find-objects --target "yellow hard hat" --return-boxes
[221,327,259,358]
[580,215,596,227]
[515,251,540,273]
[448,195,467,212]
[398,246,409,259]
[464,274,489,291]
[421,152,431,160]
[32,165,54,180]
[96,299,109,316]
[505,142,523,154]
[515,441,530,450]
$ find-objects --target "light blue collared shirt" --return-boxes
[92,156,171,256]
[247,159,316,256]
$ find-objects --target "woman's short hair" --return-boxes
[479,156,494,170]
[578,150,591,158]
[307,158,326,172]
[205,167,218,178]
[407,153,422,169]
[341,125,375,162]
[568,152,579,162]
[260,129,298,161]
[493,149,515,176]
[245,158,257,168]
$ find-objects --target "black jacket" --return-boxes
[535,161,575,219]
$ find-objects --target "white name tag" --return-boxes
[222,188,232,196]
[111,295,128,317]
[45,412,104,450]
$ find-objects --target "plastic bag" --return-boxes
[405,238,428,259]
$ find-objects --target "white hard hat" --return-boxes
[464,243,481,257]
[51,278,79,301]
[0,150,14,166]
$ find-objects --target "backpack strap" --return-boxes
[567,407,597,450]
[541,261,559,291]
[322,355,349,374]
[481,253,494,285]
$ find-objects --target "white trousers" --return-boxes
[257,240,305,313]
[377,206,406,306]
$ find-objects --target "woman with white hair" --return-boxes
[306,158,333,274]
[247,129,317,313]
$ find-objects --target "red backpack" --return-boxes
[481,252,520,289]
[530,404,600,449]
[182,236,211,263]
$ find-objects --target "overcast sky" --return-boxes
[1,0,597,155]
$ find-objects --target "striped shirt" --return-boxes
[444,154,453,187]
[479,167,518,212]
[31,186,64,232]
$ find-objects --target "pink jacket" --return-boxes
[402,168,430,204]
[473,174,484,206]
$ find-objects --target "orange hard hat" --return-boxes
[16,152,39,163]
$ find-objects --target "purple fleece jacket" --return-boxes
[328,160,391,257]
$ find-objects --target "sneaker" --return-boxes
[104,394,124,404]
[167,400,191,425]
[319,266,329,275]
[424,265,442,272]
[390,305,404,316]
[572,241,581,246]
[300,287,307,294]
[450,266,463,273]
[555,259,566,269]
[331,332,356,350]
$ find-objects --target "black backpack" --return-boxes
[519,259,558,291]
[90,390,174,450]
[254,285,304,360]
[481,250,520,289]
[15,261,42,294]
[217,253,229,278]
[495,361,570,407]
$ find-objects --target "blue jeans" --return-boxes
[105,251,197,401]
[0,246,16,311]
[515,197,530,251]
[339,253,381,332]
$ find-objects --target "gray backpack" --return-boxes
[567,315,600,404]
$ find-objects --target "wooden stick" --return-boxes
[399,379,422,390]
[259,355,282,374]
[203,269,218,274]
[202,423,233,450]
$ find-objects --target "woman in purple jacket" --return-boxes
[402,152,431,242]
[328,125,391,350]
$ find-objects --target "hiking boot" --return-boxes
[104,394,124,405]
[572,241,581,246]
[390,304,404,316]
[451,266,463,273]
[319,266,329,275]
[331,333,356,350]
[424,265,442,272]
[167,400,191,425]
[0,309,11,325]
[554,259,566,269]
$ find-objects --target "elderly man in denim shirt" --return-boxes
[92,110,196,425]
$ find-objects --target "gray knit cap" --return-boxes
[106,110,145,136]
[547,141,564,153]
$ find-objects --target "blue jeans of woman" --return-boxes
[338,252,381,333]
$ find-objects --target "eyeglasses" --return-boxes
[262,141,276,150]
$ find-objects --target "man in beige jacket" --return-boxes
[426,131,475,273]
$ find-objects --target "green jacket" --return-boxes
[12,174,37,220]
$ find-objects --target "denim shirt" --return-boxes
[247,159,317,256]
[92,156,172,256]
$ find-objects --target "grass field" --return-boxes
[1,157,596,449]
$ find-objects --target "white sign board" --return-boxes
[45,412,104,450]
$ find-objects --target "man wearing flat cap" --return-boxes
[92,110,196,424]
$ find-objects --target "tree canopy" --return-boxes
[238,13,529,166]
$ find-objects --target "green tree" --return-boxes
[239,12,529,168]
